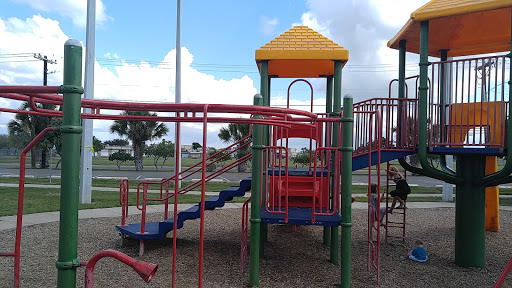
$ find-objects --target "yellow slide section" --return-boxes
[486,156,499,231]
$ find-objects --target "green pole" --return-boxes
[259,61,269,254]
[330,62,343,264]
[439,49,449,140]
[249,94,264,287]
[455,155,486,267]
[340,95,353,288]
[417,21,459,183]
[56,39,83,288]
[397,40,406,146]
[323,75,333,246]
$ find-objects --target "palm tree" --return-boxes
[109,111,169,171]
[218,123,250,172]
[8,102,57,168]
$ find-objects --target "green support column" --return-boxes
[455,155,486,267]
[323,75,333,246]
[259,60,269,254]
[330,61,343,264]
[340,95,353,288]
[439,49,449,139]
[397,40,406,145]
[56,39,83,288]
[249,95,264,287]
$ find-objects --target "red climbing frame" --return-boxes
[0,86,320,288]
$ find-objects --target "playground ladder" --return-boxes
[384,162,407,243]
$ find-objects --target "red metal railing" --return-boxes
[311,146,340,222]
[0,127,56,288]
[427,54,509,149]
[494,256,512,288]
[352,98,417,154]
[240,197,251,273]
[360,110,382,285]
[264,145,289,222]
[119,179,129,226]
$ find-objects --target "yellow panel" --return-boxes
[255,26,349,62]
[388,1,512,57]
[485,156,499,231]
[448,102,505,145]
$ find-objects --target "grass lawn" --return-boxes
[0,176,234,191]
[2,177,511,217]
[0,187,247,217]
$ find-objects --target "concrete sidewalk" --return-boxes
[3,201,512,231]
[2,182,512,231]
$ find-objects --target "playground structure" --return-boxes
[0,1,512,287]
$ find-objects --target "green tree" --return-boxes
[8,102,57,168]
[291,147,311,168]
[104,139,129,146]
[218,123,250,172]
[192,142,202,150]
[109,111,169,171]
[207,147,232,168]
[92,136,104,157]
[108,151,134,170]
[145,139,175,170]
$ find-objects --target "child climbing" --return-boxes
[387,165,411,214]
[369,183,386,226]
[408,239,428,262]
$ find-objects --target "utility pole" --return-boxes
[33,53,57,169]
[33,53,57,86]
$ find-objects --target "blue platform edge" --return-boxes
[352,150,415,171]
[430,147,505,155]
[260,207,341,226]
[116,177,251,239]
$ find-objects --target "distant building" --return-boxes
[100,146,134,157]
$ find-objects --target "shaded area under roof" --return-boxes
[255,26,349,78]
[388,0,512,57]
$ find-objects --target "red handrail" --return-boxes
[7,127,56,288]
[494,256,512,288]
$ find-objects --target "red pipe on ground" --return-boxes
[83,250,158,288]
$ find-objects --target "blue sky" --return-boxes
[0,0,429,147]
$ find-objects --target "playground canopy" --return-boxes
[387,0,512,57]
[255,26,349,78]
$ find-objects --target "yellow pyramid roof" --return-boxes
[255,26,349,78]
[388,0,512,57]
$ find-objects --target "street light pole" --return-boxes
[175,0,182,187]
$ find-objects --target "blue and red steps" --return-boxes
[116,178,252,240]
[116,150,418,240]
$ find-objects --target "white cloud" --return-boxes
[299,0,429,103]
[11,0,111,27]
[292,12,332,39]
[260,16,279,36]
[0,15,258,149]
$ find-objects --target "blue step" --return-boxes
[116,222,164,239]
[352,150,415,171]
[260,207,341,226]
[116,177,252,240]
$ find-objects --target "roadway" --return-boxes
[0,163,450,187]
